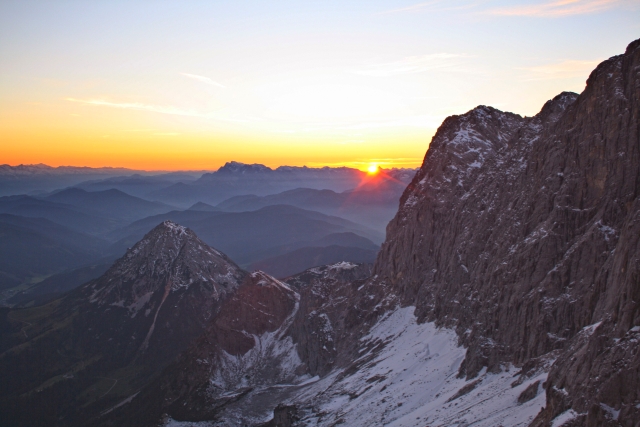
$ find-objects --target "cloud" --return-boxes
[519,59,601,80]
[352,53,469,77]
[181,73,226,88]
[488,0,627,17]
[65,98,251,123]
[66,98,205,117]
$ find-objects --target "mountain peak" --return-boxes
[157,219,188,235]
[93,221,245,308]
[217,161,273,174]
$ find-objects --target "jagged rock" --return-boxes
[285,262,372,376]
[518,381,540,404]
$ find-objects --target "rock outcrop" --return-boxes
[105,271,302,426]
[77,220,246,367]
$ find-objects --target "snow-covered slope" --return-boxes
[161,306,550,427]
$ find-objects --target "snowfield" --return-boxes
[294,307,548,427]
[166,307,549,426]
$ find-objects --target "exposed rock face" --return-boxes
[285,262,372,376]
[104,263,374,426]
[373,38,640,425]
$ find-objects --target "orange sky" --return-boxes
[1,1,637,171]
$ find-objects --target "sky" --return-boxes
[1,1,639,171]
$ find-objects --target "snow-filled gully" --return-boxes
[167,307,549,427]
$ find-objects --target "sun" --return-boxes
[367,163,379,175]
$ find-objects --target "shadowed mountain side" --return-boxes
[250,245,378,278]
[99,263,372,426]
[0,214,108,291]
[7,263,112,308]
[108,205,383,267]
[0,195,124,236]
[46,188,177,222]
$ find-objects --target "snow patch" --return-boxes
[551,409,579,427]
[582,321,602,336]
[292,307,549,427]
[328,261,358,270]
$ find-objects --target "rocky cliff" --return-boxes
[373,38,640,425]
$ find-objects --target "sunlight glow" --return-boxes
[367,163,380,174]
[0,1,634,170]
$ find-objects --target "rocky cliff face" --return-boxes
[373,38,640,425]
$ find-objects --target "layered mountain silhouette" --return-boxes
[0,213,107,290]
[46,188,176,223]
[214,169,413,231]
[108,204,382,268]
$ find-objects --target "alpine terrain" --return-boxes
[0,38,639,427]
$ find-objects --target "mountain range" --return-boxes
[0,37,638,427]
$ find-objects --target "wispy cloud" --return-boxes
[519,59,601,80]
[153,132,180,136]
[352,53,469,77]
[181,73,226,88]
[66,98,205,117]
[65,98,251,123]
[488,0,627,17]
